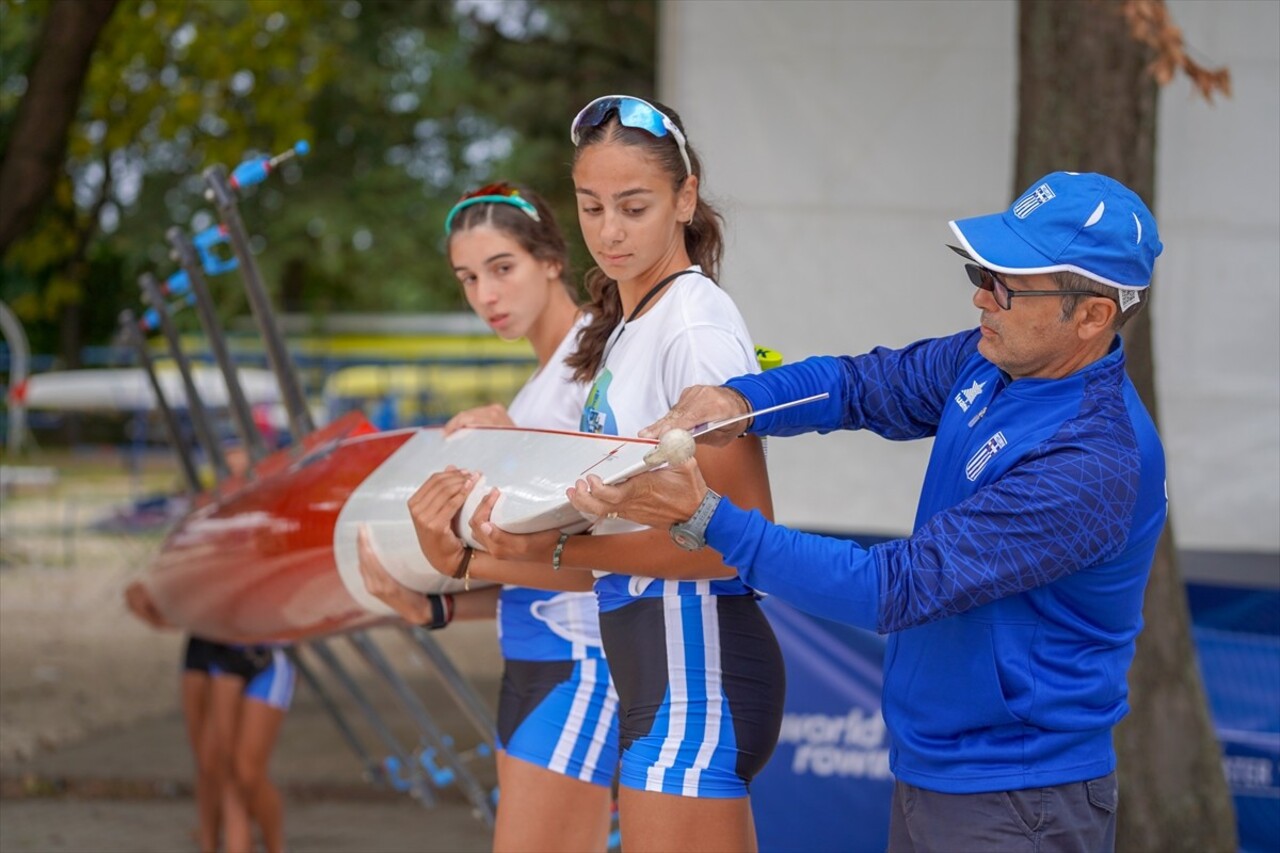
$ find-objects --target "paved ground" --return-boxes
[0,800,465,853]
[1,457,508,852]
[1,624,504,853]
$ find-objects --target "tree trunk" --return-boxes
[58,295,83,370]
[1016,2,1235,850]
[0,0,118,254]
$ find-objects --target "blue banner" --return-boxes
[753,581,1279,853]
[1189,583,1280,853]
[753,596,894,852]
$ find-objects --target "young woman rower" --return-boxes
[405,96,786,852]
[356,183,618,852]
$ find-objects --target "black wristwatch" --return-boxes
[670,489,721,551]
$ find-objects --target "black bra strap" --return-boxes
[600,268,697,373]
[626,268,693,324]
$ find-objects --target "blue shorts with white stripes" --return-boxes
[183,638,295,712]
[600,585,786,799]
[205,648,295,712]
[497,657,619,788]
[240,648,296,711]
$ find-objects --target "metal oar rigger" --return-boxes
[643,392,830,467]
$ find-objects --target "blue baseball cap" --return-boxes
[949,172,1162,294]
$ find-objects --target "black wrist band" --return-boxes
[421,592,454,630]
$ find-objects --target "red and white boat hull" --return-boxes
[145,419,658,644]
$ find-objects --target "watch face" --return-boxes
[670,526,702,551]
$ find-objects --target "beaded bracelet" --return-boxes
[551,532,571,571]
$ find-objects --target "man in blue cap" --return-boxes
[566,172,1167,851]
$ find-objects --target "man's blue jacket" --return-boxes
[708,329,1166,793]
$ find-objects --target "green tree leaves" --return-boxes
[2,0,655,358]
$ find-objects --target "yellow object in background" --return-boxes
[755,346,783,371]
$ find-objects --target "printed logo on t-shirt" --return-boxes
[581,369,617,435]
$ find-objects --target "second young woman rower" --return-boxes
[357,183,618,852]
[408,96,786,852]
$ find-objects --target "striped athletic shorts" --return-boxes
[600,584,786,798]
[186,639,296,712]
[182,636,220,673]
[497,657,619,787]
[239,648,296,711]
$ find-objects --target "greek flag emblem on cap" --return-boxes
[1013,184,1056,219]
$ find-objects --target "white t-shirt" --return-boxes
[499,313,604,661]
[580,266,759,439]
[507,313,591,431]
[577,267,760,605]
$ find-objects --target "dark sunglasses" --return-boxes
[964,264,1100,311]
[570,95,692,177]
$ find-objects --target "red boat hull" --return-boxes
[144,413,413,644]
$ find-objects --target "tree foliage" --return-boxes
[0,0,117,254]
[253,0,656,320]
[1,0,333,360]
[0,0,655,361]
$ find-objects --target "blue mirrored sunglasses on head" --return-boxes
[570,95,692,178]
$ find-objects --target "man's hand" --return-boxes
[567,459,708,529]
[639,385,751,447]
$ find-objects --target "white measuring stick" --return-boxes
[642,392,831,468]
[690,391,830,438]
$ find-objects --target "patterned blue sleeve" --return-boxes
[726,330,981,439]
[870,436,1141,631]
[707,434,1141,632]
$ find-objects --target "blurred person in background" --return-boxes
[126,448,295,853]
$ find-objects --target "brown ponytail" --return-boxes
[567,271,625,383]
